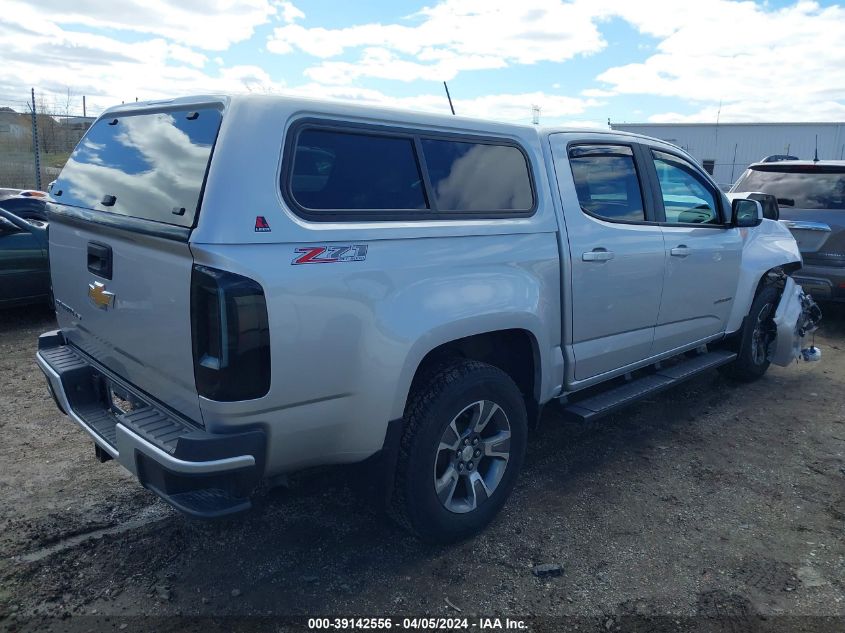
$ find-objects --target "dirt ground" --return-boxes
[0,303,843,633]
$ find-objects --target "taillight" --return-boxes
[191,265,270,401]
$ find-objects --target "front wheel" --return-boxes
[389,359,527,543]
[719,284,780,382]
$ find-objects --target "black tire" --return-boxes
[719,284,780,382]
[389,359,527,543]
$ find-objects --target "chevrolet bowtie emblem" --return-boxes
[88,281,115,310]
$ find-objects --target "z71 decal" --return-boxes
[292,244,368,265]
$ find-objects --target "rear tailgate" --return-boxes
[47,101,224,424]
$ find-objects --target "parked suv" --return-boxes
[37,96,820,542]
[732,160,845,301]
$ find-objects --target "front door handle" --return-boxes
[670,245,691,257]
[582,248,614,262]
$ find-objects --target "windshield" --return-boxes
[52,107,222,227]
[733,165,845,210]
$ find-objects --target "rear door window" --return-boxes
[421,139,533,212]
[568,144,646,222]
[52,107,222,227]
[290,129,428,211]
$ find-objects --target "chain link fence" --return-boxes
[0,90,96,191]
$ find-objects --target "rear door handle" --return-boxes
[87,242,113,279]
[582,249,614,262]
[670,245,690,257]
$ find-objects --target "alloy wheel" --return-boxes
[433,400,511,514]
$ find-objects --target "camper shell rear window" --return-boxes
[52,107,222,228]
[283,120,536,221]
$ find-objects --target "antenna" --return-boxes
[443,82,455,116]
[713,99,722,163]
[813,134,819,162]
[730,142,738,184]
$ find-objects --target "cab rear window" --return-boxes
[52,107,222,227]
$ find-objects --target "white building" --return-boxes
[610,122,845,188]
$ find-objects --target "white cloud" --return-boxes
[0,5,286,112]
[281,83,599,124]
[168,44,207,68]
[648,99,845,124]
[0,0,842,128]
[279,1,305,24]
[304,47,506,84]
[1,0,279,50]
[594,0,845,121]
[581,88,616,98]
[266,0,844,122]
[268,0,606,79]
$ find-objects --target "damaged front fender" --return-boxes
[769,277,823,366]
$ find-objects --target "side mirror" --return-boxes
[731,198,763,227]
[0,216,22,236]
[745,192,779,221]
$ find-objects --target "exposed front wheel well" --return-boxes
[410,329,540,425]
[723,264,795,349]
[753,264,799,301]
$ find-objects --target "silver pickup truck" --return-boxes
[37,95,821,542]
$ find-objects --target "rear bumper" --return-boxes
[793,264,845,302]
[36,330,266,518]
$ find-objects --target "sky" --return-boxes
[1,0,844,127]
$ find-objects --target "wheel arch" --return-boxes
[725,261,802,341]
[391,319,549,426]
[726,259,802,334]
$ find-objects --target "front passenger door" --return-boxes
[647,149,743,354]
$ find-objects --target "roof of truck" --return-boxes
[101,93,630,139]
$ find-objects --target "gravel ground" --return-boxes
[0,303,843,632]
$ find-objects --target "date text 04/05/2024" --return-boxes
[307,617,528,630]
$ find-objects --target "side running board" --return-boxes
[561,350,737,423]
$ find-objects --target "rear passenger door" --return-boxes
[550,138,665,381]
[644,149,743,354]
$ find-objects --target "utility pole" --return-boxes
[29,88,42,190]
[83,95,86,118]
[531,105,540,125]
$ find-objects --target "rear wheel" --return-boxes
[719,284,780,382]
[390,359,527,543]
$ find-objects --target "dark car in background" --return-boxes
[0,189,50,221]
[732,160,845,301]
[0,202,50,308]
